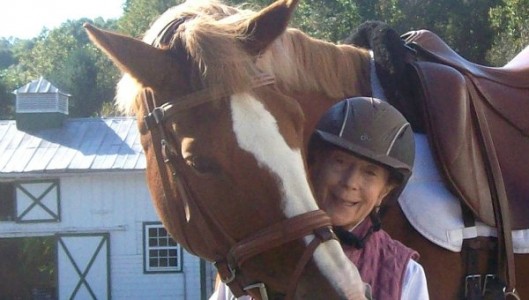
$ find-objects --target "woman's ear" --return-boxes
[379,180,399,204]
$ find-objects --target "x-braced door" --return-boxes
[57,233,111,300]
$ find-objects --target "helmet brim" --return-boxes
[315,130,412,177]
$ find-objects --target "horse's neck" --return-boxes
[264,31,375,146]
[262,29,372,100]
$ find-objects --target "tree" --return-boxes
[228,0,363,42]
[351,0,500,63]
[0,39,16,69]
[7,18,121,117]
[487,0,529,65]
[0,38,35,119]
[2,0,527,119]
[292,0,362,42]
[0,237,55,299]
[119,0,181,38]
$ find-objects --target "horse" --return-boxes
[83,0,529,299]
[84,0,370,299]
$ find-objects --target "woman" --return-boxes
[211,97,429,299]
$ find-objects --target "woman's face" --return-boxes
[310,148,395,230]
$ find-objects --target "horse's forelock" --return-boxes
[142,0,244,44]
[180,17,258,90]
[115,0,263,115]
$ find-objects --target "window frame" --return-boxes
[143,222,183,273]
[15,179,61,223]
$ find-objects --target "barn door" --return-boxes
[57,233,110,300]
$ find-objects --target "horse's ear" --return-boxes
[242,0,299,55]
[84,23,180,89]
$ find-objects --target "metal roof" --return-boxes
[13,77,71,96]
[0,117,146,176]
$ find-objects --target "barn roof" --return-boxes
[0,117,145,177]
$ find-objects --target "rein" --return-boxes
[141,74,337,299]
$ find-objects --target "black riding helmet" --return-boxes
[313,96,415,185]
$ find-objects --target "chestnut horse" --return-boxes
[84,0,529,299]
[85,0,369,299]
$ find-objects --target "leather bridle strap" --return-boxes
[285,226,337,300]
[216,210,336,299]
[143,73,338,298]
[228,210,333,268]
[143,73,275,130]
[143,89,227,256]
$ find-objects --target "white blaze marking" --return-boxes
[230,93,365,298]
[230,93,318,216]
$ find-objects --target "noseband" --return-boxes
[142,74,337,299]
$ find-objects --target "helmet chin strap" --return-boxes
[333,206,382,249]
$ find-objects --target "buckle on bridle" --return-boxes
[214,261,237,284]
[151,106,166,124]
[244,283,269,300]
[144,106,166,131]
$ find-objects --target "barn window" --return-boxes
[0,182,15,221]
[143,222,182,273]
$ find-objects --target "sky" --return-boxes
[0,0,126,39]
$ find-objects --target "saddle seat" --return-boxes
[402,30,529,86]
[402,30,529,230]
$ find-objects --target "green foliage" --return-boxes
[0,237,55,298]
[0,39,16,69]
[292,0,362,42]
[487,0,529,65]
[0,18,120,118]
[351,0,501,63]
[119,0,182,38]
[1,0,529,119]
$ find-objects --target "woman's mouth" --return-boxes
[332,193,358,207]
[340,199,358,207]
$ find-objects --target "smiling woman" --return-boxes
[0,0,124,39]
[306,97,429,300]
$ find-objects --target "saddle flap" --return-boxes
[409,61,496,226]
[409,61,529,229]
[471,77,529,136]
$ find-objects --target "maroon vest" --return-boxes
[343,219,419,300]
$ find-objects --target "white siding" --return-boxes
[0,172,211,299]
[112,252,204,299]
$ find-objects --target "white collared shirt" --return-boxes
[209,259,429,300]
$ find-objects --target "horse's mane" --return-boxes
[115,0,370,114]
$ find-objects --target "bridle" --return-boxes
[141,73,338,299]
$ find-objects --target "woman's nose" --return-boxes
[340,167,360,189]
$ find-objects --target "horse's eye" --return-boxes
[185,156,219,175]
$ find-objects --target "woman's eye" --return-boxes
[330,157,342,165]
[364,166,384,177]
[365,170,377,176]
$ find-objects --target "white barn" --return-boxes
[0,78,215,299]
